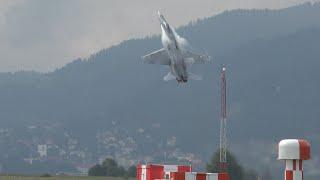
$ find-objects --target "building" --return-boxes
[37,144,47,158]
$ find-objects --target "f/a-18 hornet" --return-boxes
[142,11,211,83]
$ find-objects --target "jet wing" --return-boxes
[183,50,211,64]
[142,48,171,65]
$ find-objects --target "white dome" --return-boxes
[278,139,310,160]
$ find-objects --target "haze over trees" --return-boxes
[0,3,319,179]
[207,150,245,180]
[207,150,263,180]
[88,158,136,177]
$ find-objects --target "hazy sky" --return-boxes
[0,0,318,72]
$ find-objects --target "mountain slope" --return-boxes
[0,3,319,177]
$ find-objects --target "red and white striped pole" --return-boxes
[278,139,311,180]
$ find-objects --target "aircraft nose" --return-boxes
[157,11,166,25]
[157,11,163,21]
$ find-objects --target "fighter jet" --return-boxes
[142,11,210,83]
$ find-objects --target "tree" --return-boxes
[206,150,244,180]
[244,169,259,180]
[127,165,136,177]
[88,158,134,177]
[261,168,273,180]
[102,158,118,168]
[88,164,106,176]
[102,158,122,176]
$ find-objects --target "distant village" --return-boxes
[0,122,202,174]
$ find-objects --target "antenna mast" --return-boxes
[219,66,227,171]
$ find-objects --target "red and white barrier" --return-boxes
[137,164,192,180]
[170,172,229,180]
[278,139,311,180]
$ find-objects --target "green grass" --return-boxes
[0,175,135,180]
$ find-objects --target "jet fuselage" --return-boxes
[159,13,188,83]
[142,12,209,83]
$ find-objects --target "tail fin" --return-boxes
[189,73,202,80]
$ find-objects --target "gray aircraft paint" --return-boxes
[143,11,210,83]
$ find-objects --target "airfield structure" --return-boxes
[137,164,229,180]
[219,66,227,171]
[278,139,311,180]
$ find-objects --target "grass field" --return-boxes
[0,175,135,180]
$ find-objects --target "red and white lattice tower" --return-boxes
[278,139,311,180]
[219,66,227,171]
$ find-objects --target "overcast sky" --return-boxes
[0,0,318,72]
